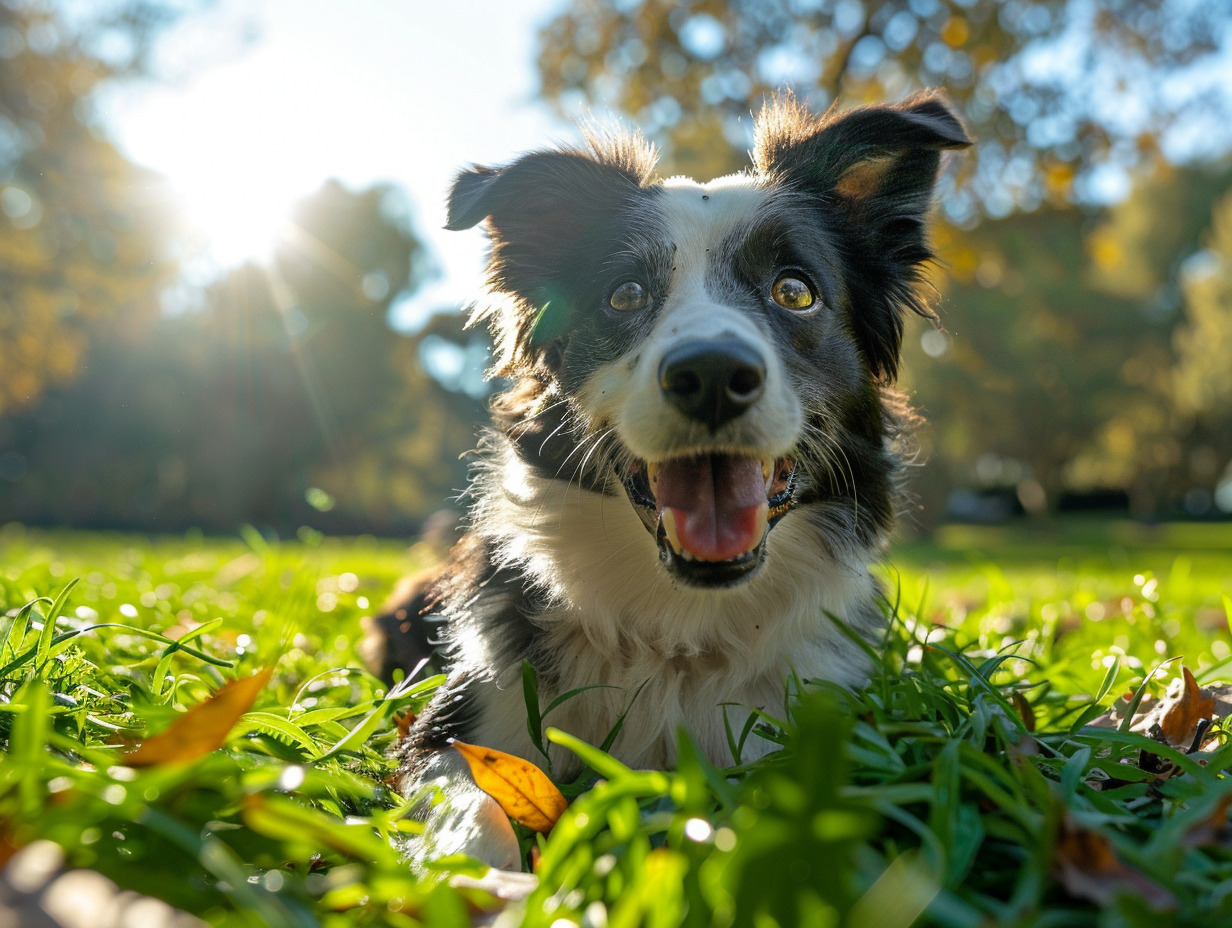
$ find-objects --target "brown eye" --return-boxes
[771,276,816,312]
[610,281,649,312]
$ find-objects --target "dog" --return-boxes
[363,91,970,868]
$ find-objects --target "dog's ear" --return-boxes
[445,165,502,231]
[754,91,971,380]
[445,137,655,238]
[445,152,642,234]
[753,91,970,202]
[444,144,654,371]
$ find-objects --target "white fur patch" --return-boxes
[462,449,879,778]
[402,749,521,869]
[578,178,802,462]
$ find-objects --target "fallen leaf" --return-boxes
[1181,793,1232,850]
[394,709,417,742]
[125,667,274,767]
[1053,816,1176,910]
[1089,667,1229,749]
[1155,667,1216,745]
[1011,690,1036,732]
[452,740,567,833]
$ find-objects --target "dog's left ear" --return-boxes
[754,90,971,212]
[754,91,971,380]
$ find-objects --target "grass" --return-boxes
[2,520,1231,926]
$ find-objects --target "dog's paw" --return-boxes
[449,868,539,901]
[408,750,522,870]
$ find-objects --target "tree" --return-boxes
[902,205,1170,516]
[0,180,489,535]
[538,0,1231,214]
[0,1,195,416]
[899,163,1232,519]
[1172,187,1232,512]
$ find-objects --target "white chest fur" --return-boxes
[456,451,880,776]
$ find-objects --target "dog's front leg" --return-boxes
[407,748,522,870]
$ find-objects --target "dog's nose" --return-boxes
[659,339,766,429]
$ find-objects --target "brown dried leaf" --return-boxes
[124,667,274,767]
[1011,690,1036,733]
[1053,817,1176,910]
[1181,794,1232,850]
[1156,667,1216,746]
[452,740,567,834]
[1088,667,1231,749]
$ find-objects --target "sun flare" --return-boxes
[117,59,335,269]
[170,160,302,267]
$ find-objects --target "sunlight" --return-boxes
[116,53,342,268]
[170,157,301,267]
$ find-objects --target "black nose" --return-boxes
[659,339,767,430]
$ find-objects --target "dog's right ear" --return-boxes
[445,166,502,231]
[442,144,656,371]
[443,148,651,241]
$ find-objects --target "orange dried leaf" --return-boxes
[394,709,417,742]
[125,667,274,767]
[452,740,567,833]
[1157,666,1215,745]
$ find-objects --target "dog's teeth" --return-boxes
[661,507,682,554]
[761,459,773,490]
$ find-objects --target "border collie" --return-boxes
[363,91,970,868]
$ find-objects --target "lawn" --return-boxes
[2,520,1231,927]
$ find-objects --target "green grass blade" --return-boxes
[1,597,45,666]
[29,599,60,681]
[10,680,52,816]
[523,659,545,758]
[547,727,634,781]
[1094,656,1121,704]
[316,660,429,760]
[237,711,323,756]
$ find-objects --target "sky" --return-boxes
[100,0,573,330]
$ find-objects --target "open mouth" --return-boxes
[623,454,797,588]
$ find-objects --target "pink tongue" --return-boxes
[655,456,767,562]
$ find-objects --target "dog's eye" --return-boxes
[609,281,649,312]
[771,276,816,312]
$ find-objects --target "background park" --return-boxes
[3,0,1232,925]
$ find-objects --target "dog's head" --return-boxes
[448,92,970,589]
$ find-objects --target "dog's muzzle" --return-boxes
[620,339,798,588]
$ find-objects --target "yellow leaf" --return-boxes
[124,667,274,767]
[452,740,568,833]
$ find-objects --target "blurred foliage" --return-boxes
[1173,189,1232,490]
[538,0,1231,216]
[903,163,1232,519]
[0,0,492,536]
[0,179,489,534]
[0,0,196,417]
